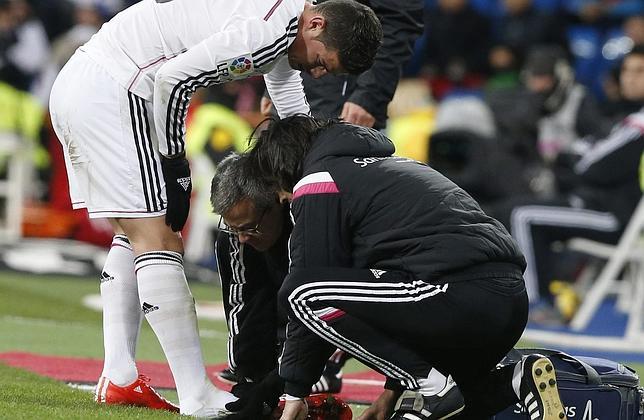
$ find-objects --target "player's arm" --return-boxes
[263,55,310,118]
[154,18,304,231]
[216,232,280,381]
[279,170,352,398]
[344,0,423,124]
[153,17,302,157]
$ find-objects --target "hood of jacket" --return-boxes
[304,123,395,168]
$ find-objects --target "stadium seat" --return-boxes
[567,154,644,343]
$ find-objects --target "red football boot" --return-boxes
[95,374,179,413]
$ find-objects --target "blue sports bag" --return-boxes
[494,348,644,420]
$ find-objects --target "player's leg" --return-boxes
[94,223,144,400]
[49,51,180,412]
[279,266,565,419]
[279,268,465,419]
[49,51,232,415]
[117,216,235,415]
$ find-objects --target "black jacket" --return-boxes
[215,211,291,381]
[571,109,644,226]
[292,0,423,129]
[280,123,526,396]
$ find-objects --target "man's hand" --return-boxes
[161,153,191,232]
[340,102,376,128]
[224,370,284,419]
[279,399,308,420]
[357,389,400,420]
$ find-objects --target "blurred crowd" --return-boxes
[1,0,644,324]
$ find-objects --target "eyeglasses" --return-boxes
[218,206,269,237]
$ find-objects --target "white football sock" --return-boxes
[418,368,452,396]
[100,235,141,386]
[134,251,220,413]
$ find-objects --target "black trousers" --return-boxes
[491,196,622,302]
[279,265,528,417]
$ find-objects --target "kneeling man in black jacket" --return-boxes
[237,116,568,420]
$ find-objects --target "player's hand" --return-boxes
[161,153,191,232]
[224,370,284,419]
[357,389,400,420]
[340,102,376,128]
[279,399,308,420]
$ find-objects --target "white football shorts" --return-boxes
[49,50,167,219]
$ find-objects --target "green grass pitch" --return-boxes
[0,270,641,419]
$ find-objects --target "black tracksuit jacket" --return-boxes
[278,123,527,396]
[215,214,291,381]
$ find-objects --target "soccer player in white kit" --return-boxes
[48,0,382,417]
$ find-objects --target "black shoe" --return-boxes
[217,368,243,385]
[389,381,465,420]
[311,368,342,394]
[519,355,567,420]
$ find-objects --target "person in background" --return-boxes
[0,0,50,97]
[421,0,492,99]
[490,45,644,323]
[495,0,568,57]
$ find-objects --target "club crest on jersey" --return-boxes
[229,56,253,77]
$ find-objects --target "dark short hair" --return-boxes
[313,0,383,74]
[210,153,279,216]
[248,115,338,191]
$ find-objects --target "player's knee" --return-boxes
[117,217,184,254]
[129,228,183,254]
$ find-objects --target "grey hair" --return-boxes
[210,152,278,215]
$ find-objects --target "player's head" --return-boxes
[620,44,644,102]
[288,0,382,78]
[211,153,287,251]
[249,115,338,192]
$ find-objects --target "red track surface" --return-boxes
[0,352,384,404]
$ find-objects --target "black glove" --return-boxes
[161,153,191,232]
[224,370,284,420]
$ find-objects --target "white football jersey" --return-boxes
[80,0,309,156]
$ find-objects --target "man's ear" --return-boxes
[307,14,326,32]
[277,190,293,203]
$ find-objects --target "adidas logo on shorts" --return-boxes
[370,269,386,278]
[177,177,191,191]
[142,302,159,314]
